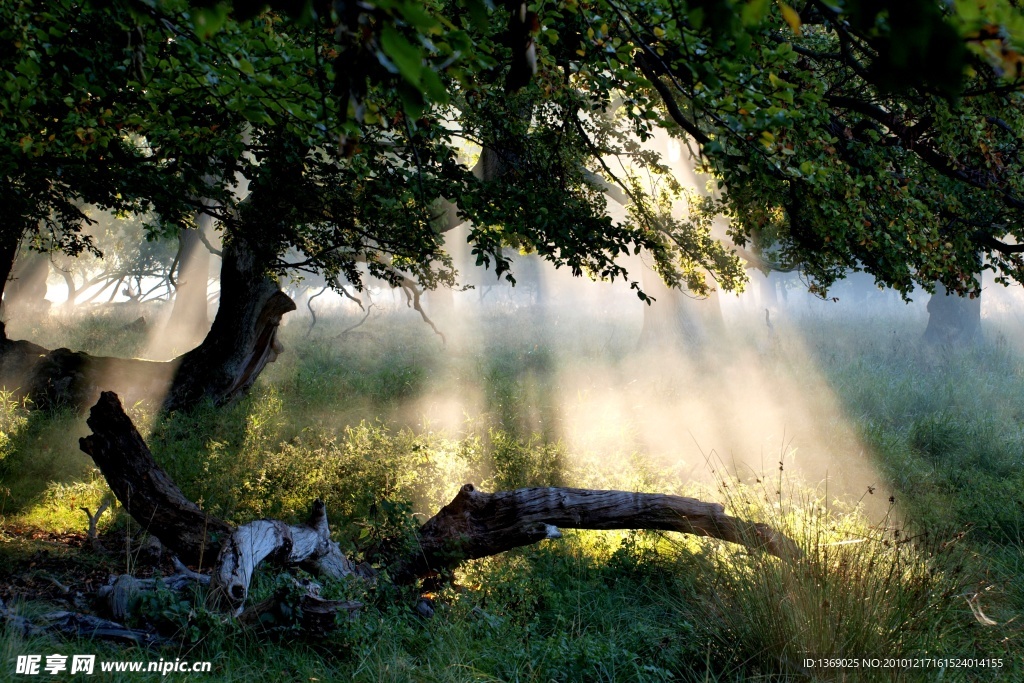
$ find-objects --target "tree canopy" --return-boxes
[5,0,1024,304]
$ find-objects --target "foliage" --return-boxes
[0,0,154,257]
[9,0,1024,314]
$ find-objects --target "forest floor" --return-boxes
[1,298,1023,681]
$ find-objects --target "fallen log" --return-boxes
[0,322,177,412]
[211,500,359,612]
[79,392,801,619]
[237,578,362,631]
[79,392,232,567]
[79,392,363,615]
[98,560,211,621]
[395,483,801,581]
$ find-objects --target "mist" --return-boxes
[7,141,1011,524]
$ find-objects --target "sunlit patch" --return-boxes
[18,474,112,534]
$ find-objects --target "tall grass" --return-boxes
[1,305,1022,680]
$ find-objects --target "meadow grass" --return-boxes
[1,302,1022,681]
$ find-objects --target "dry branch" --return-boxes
[80,501,110,551]
[237,578,362,630]
[1,598,164,645]
[398,483,801,580]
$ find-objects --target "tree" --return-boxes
[576,1,1024,322]
[6,0,1024,411]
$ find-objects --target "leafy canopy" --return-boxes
[7,0,1024,301]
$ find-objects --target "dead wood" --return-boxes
[237,578,362,631]
[79,392,362,615]
[80,501,110,551]
[79,392,801,620]
[97,569,211,621]
[79,392,232,566]
[1,598,165,645]
[396,483,802,580]
[211,500,359,613]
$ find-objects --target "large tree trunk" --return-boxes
[79,392,800,616]
[0,232,22,312]
[923,282,981,346]
[163,234,294,412]
[0,234,292,413]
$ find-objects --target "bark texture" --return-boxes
[399,483,800,580]
[0,236,292,413]
[0,322,177,411]
[79,392,232,566]
[212,500,358,612]
[0,599,164,645]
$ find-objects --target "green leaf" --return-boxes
[420,67,450,104]
[242,106,275,125]
[397,82,426,119]
[461,0,493,31]
[192,5,230,40]
[742,0,771,26]
[380,24,423,87]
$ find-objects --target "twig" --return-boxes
[305,285,329,337]
[335,303,374,339]
[80,501,111,551]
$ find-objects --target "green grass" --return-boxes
[2,304,1024,681]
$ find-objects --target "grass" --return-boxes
[1,301,1023,681]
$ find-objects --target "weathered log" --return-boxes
[80,392,801,618]
[98,565,211,621]
[80,392,362,614]
[399,483,802,580]
[211,500,358,613]
[0,322,177,411]
[79,392,232,566]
